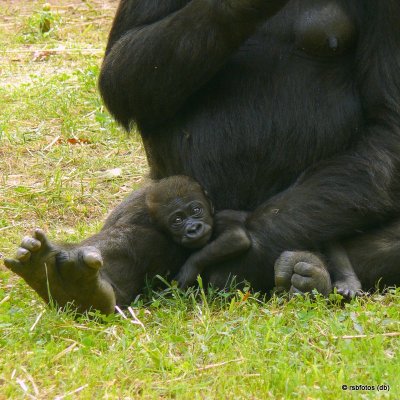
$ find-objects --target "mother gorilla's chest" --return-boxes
[261,0,357,58]
[146,0,362,209]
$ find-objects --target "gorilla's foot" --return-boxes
[4,229,116,315]
[333,278,363,299]
[274,251,332,296]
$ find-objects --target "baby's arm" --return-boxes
[175,210,251,289]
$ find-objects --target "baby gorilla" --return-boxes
[4,175,252,314]
[145,176,252,288]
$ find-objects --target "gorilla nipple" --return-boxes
[294,2,356,58]
[328,36,338,52]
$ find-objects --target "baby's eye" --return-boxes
[192,206,202,215]
[174,216,183,224]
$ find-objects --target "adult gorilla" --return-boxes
[5,0,400,314]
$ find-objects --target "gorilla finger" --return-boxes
[274,275,292,291]
[346,289,363,299]
[16,247,31,262]
[291,274,314,293]
[274,253,296,290]
[279,250,323,266]
[82,248,103,270]
[293,261,317,277]
[182,273,199,288]
[33,229,50,248]
[175,273,193,289]
[337,288,349,298]
[21,236,41,252]
[4,258,23,272]
[289,285,305,296]
[178,280,189,290]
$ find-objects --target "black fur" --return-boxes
[98,0,400,292]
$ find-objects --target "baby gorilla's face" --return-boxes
[164,195,213,249]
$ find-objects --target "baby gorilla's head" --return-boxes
[146,176,214,248]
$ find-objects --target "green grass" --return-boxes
[0,1,399,399]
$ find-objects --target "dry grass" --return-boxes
[0,0,147,255]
